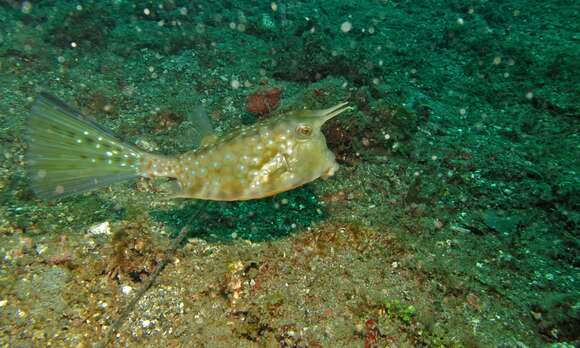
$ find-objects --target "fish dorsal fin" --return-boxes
[186,103,214,148]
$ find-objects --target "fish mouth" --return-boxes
[315,102,352,123]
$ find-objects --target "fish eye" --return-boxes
[295,124,313,138]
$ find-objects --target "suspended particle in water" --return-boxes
[341,21,352,33]
[231,79,241,89]
[21,1,32,14]
[271,2,278,11]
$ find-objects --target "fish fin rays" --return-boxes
[178,103,214,148]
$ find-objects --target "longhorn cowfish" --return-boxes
[27,93,351,200]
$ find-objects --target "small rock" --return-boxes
[121,285,132,295]
[87,222,111,236]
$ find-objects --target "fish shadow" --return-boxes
[150,187,326,243]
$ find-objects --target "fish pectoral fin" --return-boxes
[200,134,218,146]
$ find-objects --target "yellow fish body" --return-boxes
[27,93,350,200]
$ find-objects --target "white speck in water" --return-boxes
[70,42,77,48]
[21,2,32,14]
[54,185,65,195]
[142,320,152,328]
[231,79,241,89]
[121,285,132,295]
[340,21,352,33]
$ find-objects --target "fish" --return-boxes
[26,93,351,201]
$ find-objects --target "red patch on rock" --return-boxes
[246,87,282,117]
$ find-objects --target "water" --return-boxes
[0,1,578,347]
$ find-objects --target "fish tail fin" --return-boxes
[26,93,146,199]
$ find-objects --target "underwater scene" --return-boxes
[0,0,578,347]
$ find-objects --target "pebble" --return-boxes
[87,222,111,236]
[121,285,133,295]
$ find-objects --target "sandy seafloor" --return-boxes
[0,1,578,347]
